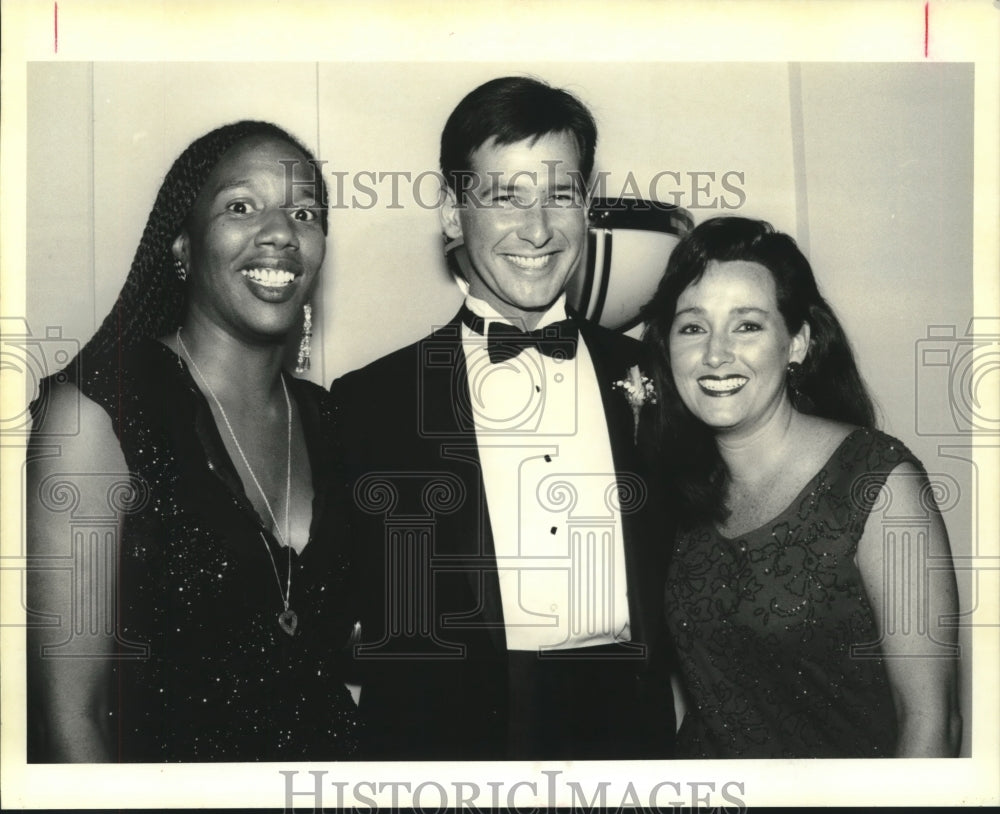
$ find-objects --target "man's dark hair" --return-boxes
[440,76,598,198]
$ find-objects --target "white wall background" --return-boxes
[26,61,975,753]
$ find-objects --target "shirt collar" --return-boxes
[463,293,569,332]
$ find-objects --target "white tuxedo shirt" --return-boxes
[459,294,631,651]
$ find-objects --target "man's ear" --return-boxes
[789,320,811,365]
[439,186,464,241]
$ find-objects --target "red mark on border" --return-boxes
[924,2,929,58]
[54,2,58,54]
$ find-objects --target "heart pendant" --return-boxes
[278,609,298,637]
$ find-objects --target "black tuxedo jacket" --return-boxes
[332,310,675,760]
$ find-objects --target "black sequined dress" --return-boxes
[665,428,928,758]
[63,339,360,761]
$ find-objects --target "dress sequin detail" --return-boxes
[72,339,360,761]
[665,428,930,758]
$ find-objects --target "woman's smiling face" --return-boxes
[669,259,809,437]
[174,134,326,342]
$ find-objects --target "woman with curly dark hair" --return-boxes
[26,121,361,762]
[642,216,961,758]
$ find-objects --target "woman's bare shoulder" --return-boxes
[29,379,125,469]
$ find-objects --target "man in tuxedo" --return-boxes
[334,76,674,760]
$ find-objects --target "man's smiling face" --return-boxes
[441,131,587,328]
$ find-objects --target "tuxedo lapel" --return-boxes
[577,322,642,469]
[573,318,658,647]
[421,314,507,653]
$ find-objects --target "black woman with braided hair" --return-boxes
[26,121,361,761]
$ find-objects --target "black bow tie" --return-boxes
[459,306,579,364]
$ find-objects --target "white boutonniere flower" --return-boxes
[612,365,657,441]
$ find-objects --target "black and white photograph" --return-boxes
[1,0,997,809]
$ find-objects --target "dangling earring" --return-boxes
[295,303,312,374]
[174,257,187,282]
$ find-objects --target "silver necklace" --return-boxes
[176,329,298,636]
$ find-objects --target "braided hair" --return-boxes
[74,120,327,378]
